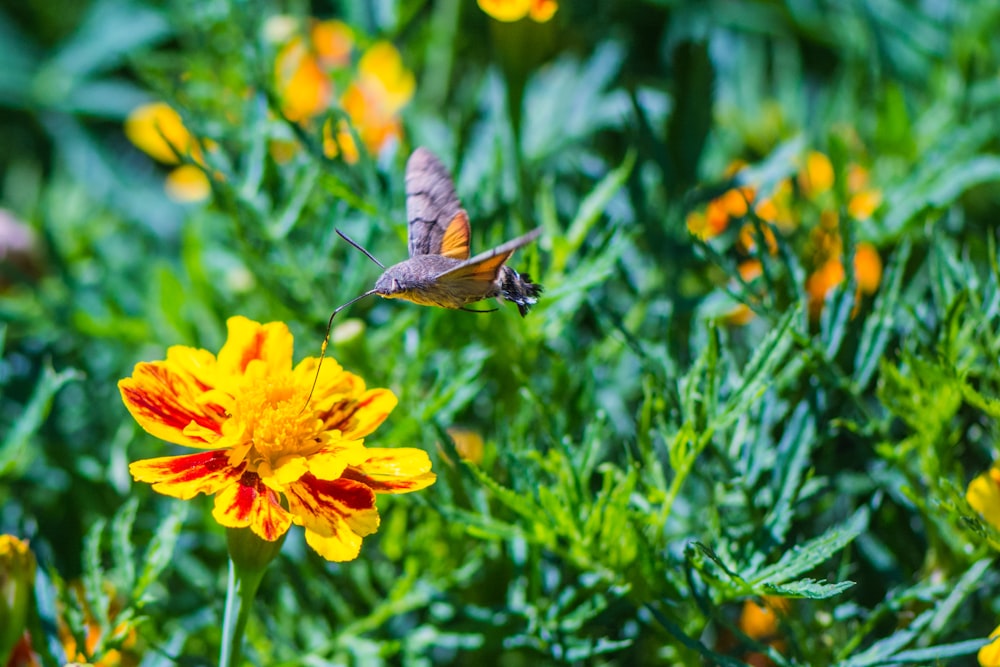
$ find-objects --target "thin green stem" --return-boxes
[219,556,266,667]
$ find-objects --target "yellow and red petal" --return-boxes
[324,388,398,440]
[129,450,244,499]
[342,447,436,494]
[212,471,292,541]
[216,316,294,378]
[285,474,380,562]
[119,360,226,448]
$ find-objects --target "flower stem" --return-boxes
[219,556,265,667]
[219,527,285,667]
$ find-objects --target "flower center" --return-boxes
[228,373,322,471]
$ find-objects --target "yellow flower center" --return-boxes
[224,372,325,486]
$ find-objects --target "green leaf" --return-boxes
[0,364,82,476]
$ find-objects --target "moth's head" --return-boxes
[374,266,410,298]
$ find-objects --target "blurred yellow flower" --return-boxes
[798,151,834,199]
[164,164,212,203]
[478,0,558,22]
[0,536,35,665]
[125,102,211,203]
[968,468,1000,529]
[120,316,435,562]
[442,427,486,465]
[981,624,1000,667]
[843,164,881,219]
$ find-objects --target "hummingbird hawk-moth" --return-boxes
[328,147,542,318]
[304,148,543,406]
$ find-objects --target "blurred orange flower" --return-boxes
[724,260,764,326]
[324,41,415,163]
[273,20,414,163]
[124,102,211,202]
[806,242,881,317]
[739,596,790,666]
[478,0,558,22]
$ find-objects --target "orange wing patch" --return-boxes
[439,211,471,259]
[447,249,514,284]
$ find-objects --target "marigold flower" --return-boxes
[981,623,1000,667]
[120,316,435,562]
[478,0,558,22]
[125,102,211,203]
[275,37,334,122]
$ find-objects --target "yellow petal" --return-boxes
[216,316,294,378]
[324,388,398,440]
[304,524,364,562]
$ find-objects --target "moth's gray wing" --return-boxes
[406,147,464,257]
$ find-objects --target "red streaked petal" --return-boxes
[325,389,398,440]
[120,360,227,448]
[341,447,436,494]
[212,471,292,541]
[129,450,243,499]
[217,316,293,377]
[286,474,379,561]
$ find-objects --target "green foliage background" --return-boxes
[4,0,1000,664]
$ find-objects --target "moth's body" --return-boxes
[375,256,537,312]
[375,255,466,308]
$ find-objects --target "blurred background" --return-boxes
[5,0,1000,665]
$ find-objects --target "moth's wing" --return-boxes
[434,227,543,283]
[406,147,470,259]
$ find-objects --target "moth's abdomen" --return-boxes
[499,266,543,317]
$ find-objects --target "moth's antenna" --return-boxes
[336,229,385,269]
[301,289,378,413]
